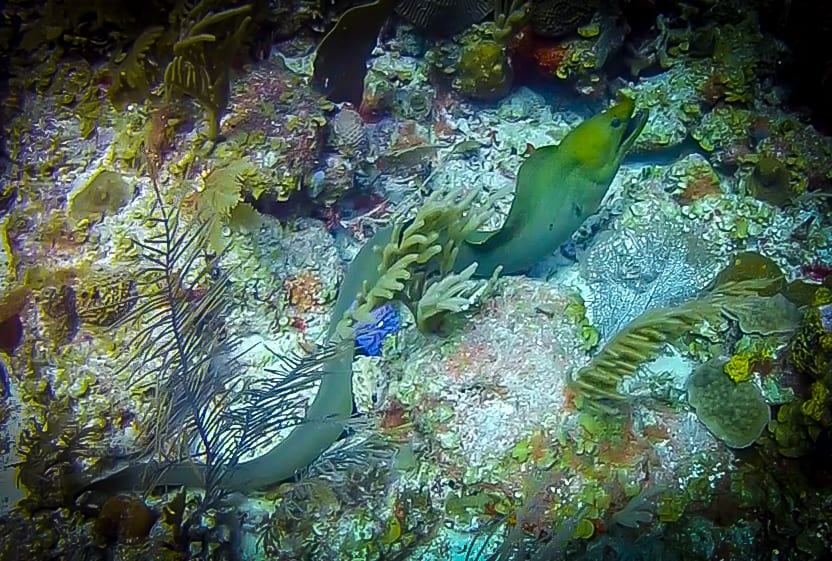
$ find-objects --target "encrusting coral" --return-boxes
[67,170,133,228]
[454,37,516,100]
[769,301,832,456]
[723,352,753,383]
[449,0,529,100]
[714,251,786,295]
[74,275,138,328]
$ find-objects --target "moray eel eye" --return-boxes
[611,118,622,128]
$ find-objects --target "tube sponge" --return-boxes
[687,358,770,448]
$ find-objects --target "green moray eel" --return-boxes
[78,98,646,495]
[456,96,648,276]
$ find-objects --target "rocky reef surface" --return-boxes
[1,1,832,560]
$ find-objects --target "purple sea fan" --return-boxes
[354,303,400,356]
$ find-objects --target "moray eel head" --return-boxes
[558,96,648,183]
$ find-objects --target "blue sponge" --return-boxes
[354,303,401,356]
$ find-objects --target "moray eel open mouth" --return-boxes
[455,96,650,276]
[619,108,648,154]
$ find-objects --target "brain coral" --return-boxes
[530,0,599,38]
[687,358,770,448]
[395,0,493,36]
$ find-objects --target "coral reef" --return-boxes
[391,277,585,475]
[423,1,528,101]
[571,279,777,411]
[75,275,137,327]
[216,57,333,203]
[664,154,723,204]
[3,0,832,558]
[395,0,493,36]
[3,1,262,144]
[550,13,628,88]
[529,0,598,38]
[769,300,832,457]
[791,304,832,381]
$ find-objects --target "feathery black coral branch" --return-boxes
[109,179,341,500]
[111,176,259,502]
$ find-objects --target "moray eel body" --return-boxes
[81,99,646,495]
[457,97,647,276]
[82,234,382,494]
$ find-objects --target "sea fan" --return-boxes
[610,485,664,528]
[570,278,778,414]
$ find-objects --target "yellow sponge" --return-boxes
[724,352,753,383]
